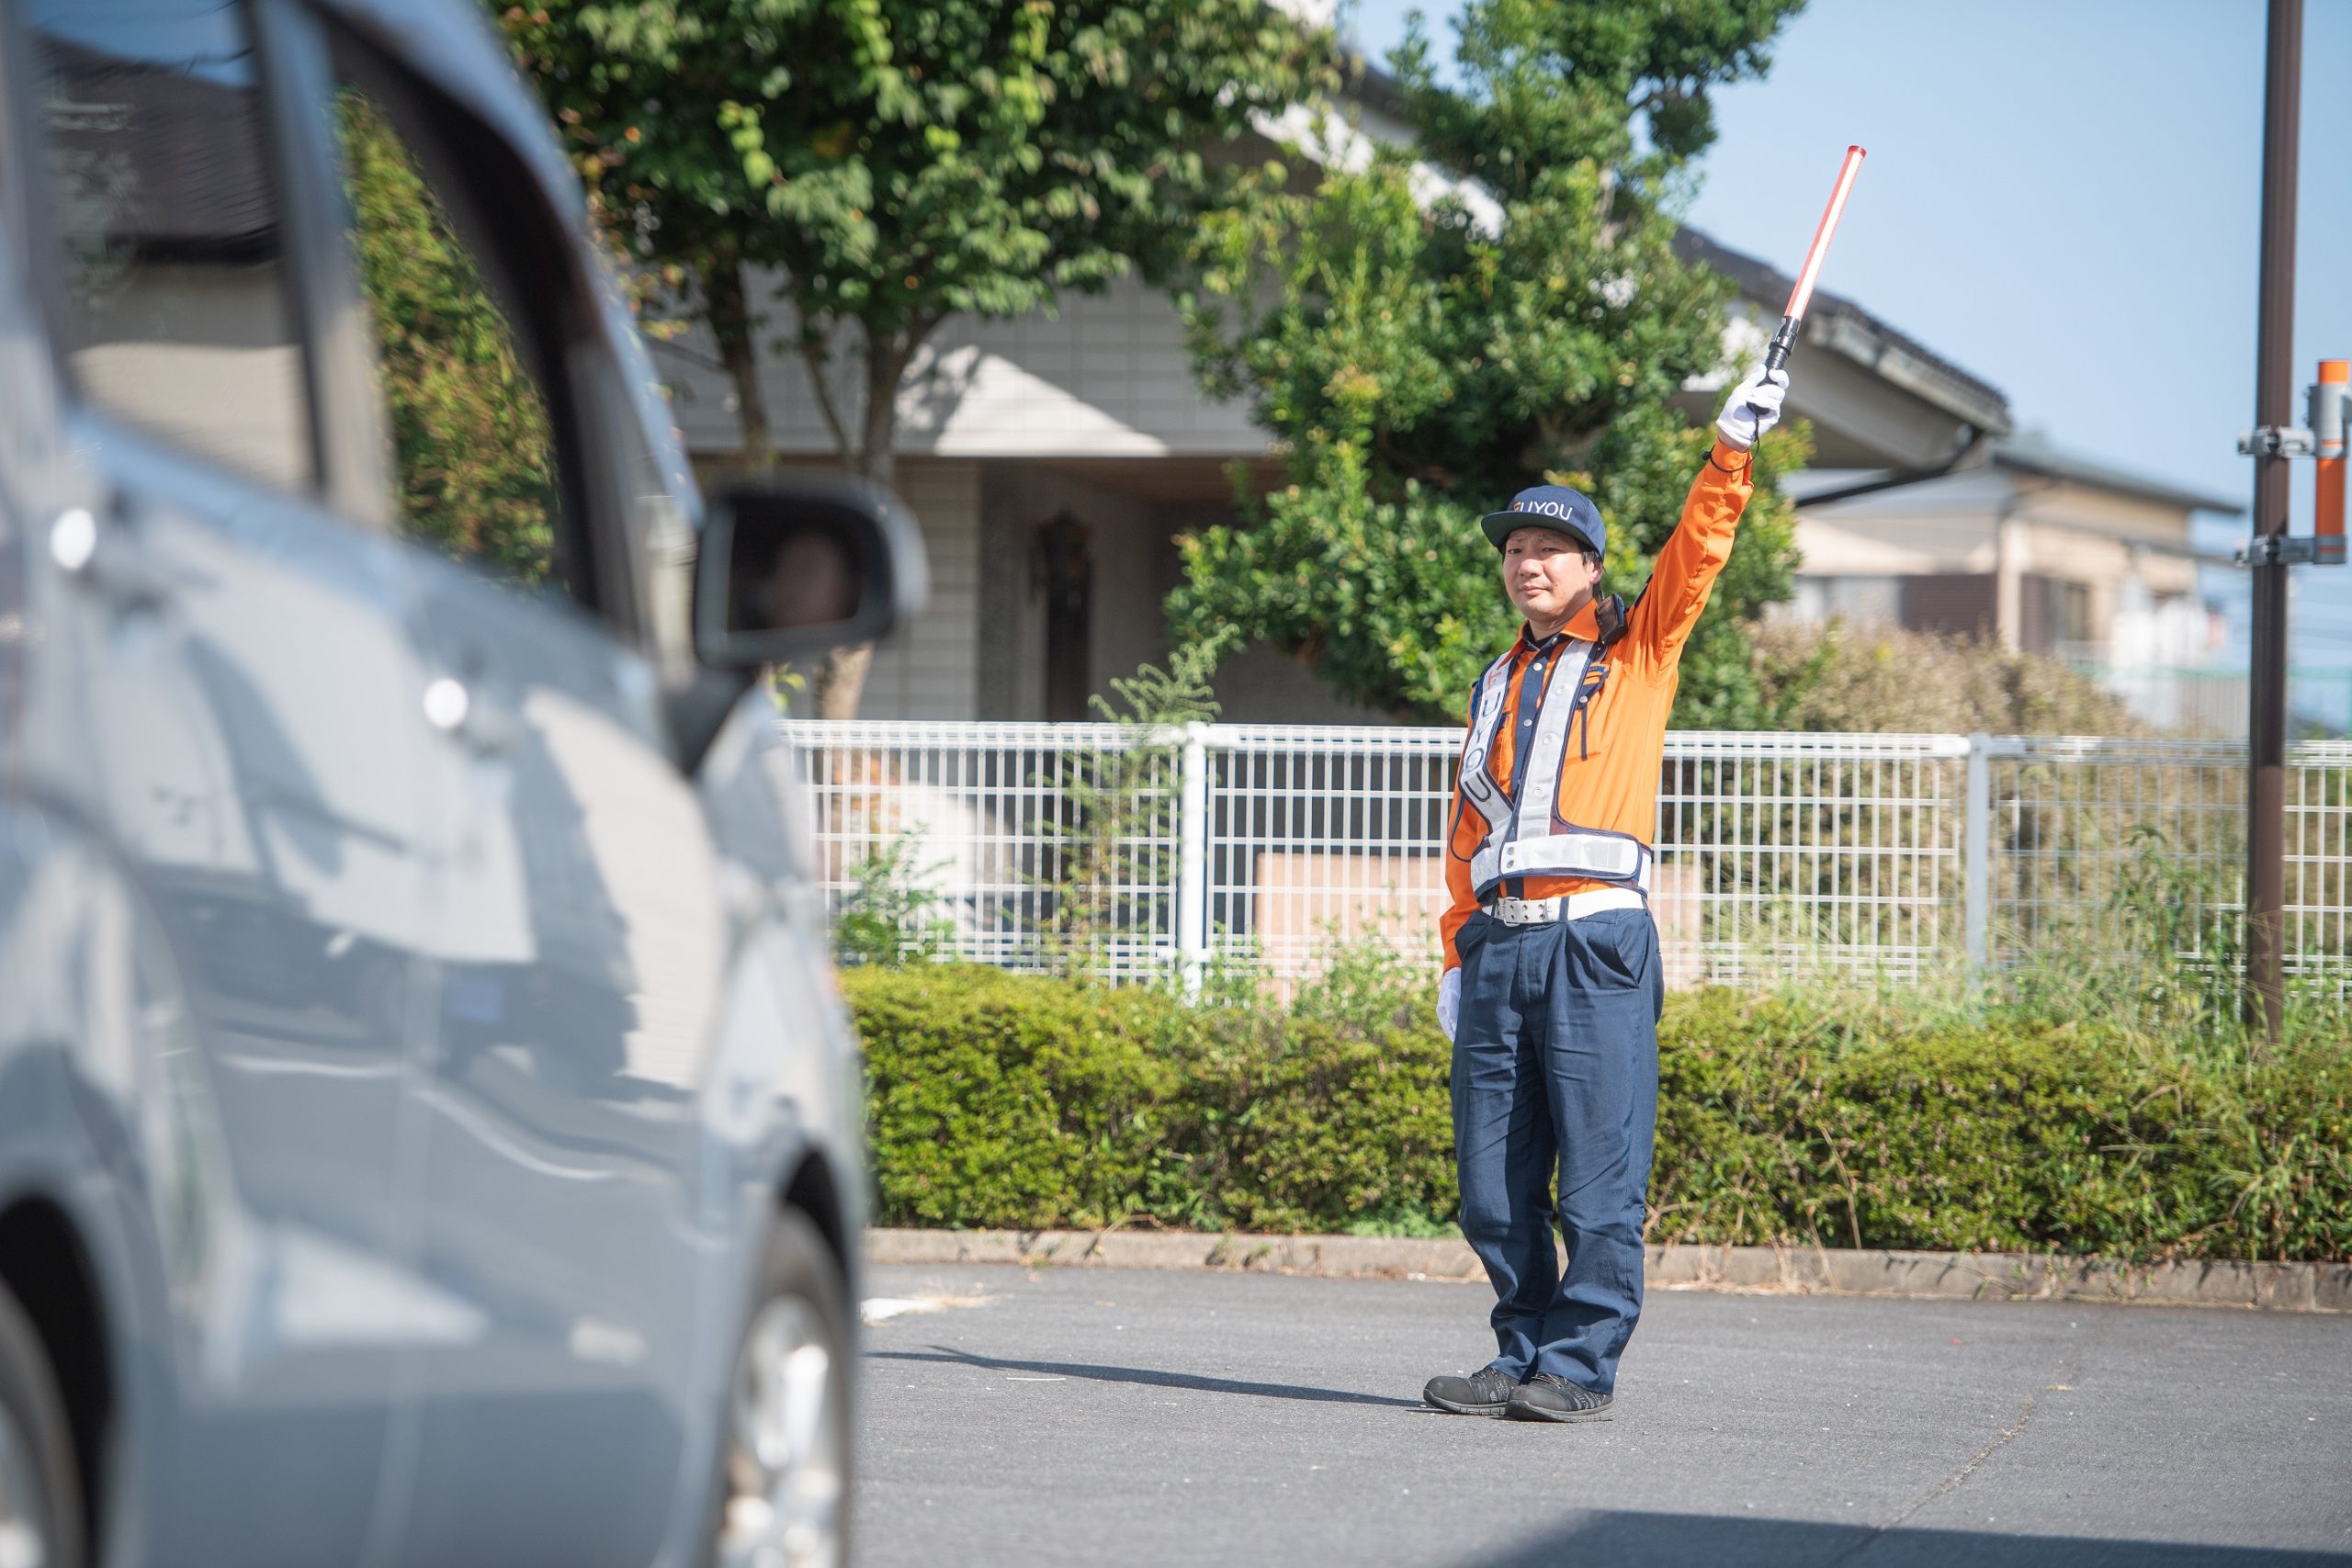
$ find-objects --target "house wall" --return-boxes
[655,272,1266,464]
[976,465,1165,719]
[967,468,1403,724]
[859,459,982,718]
[72,264,309,491]
[687,445,1397,724]
[1793,509,2001,578]
[1214,643,1412,725]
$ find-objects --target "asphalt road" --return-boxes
[854,1262,2352,1568]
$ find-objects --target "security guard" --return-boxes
[1423,365,1788,1422]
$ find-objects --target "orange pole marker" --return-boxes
[2316,358,2346,563]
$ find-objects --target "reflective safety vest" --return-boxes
[1453,620,1652,906]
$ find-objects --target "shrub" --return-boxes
[1749,619,2144,735]
[842,965,2352,1263]
[845,966,1199,1228]
[2229,1045,2352,1263]
[833,829,954,968]
[1648,991,2228,1256]
[1203,1020,1454,1235]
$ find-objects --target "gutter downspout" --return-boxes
[1790,427,1996,509]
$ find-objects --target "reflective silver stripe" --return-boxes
[1498,832,1650,891]
[1455,649,1518,868]
[1511,638,1591,852]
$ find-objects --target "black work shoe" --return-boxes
[1505,1372,1613,1423]
[1422,1365,1520,1416]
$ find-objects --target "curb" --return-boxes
[866,1229,2352,1314]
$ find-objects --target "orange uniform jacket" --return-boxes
[1440,439,1758,970]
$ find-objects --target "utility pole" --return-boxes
[2245,0,2301,1042]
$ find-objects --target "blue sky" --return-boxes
[1343,0,2352,671]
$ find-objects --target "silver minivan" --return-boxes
[0,1,918,1564]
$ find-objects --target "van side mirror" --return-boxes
[693,478,928,670]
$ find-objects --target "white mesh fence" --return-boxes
[784,721,2352,990]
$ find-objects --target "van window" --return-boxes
[26,0,314,491]
[328,73,559,589]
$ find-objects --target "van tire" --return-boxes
[711,1208,852,1568]
[0,1279,85,1568]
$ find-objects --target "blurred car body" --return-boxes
[0,1,917,1564]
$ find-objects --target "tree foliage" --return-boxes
[503,0,1326,712]
[1171,0,1809,724]
[340,88,556,582]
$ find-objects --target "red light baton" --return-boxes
[1764,145,1867,372]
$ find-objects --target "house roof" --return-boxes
[1789,440,2246,519]
[1994,438,2245,516]
[1340,54,1411,120]
[1672,227,2012,439]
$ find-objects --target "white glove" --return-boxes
[1714,365,1790,452]
[1437,968,1461,1043]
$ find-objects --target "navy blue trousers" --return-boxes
[1450,907,1662,1393]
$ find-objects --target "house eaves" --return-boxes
[1793,451,2245,566]
[1673,227,2013,440]
[1994,439,2246,516]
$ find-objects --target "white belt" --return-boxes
[1486,887,1646,926]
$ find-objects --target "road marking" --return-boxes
[861,1294,997,1325]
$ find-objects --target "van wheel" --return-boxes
[0,1280,84,1568]
[713,1209,851,1568]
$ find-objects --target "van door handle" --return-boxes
[423,676,517,756]
[51,505,174,610]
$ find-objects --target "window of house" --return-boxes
[325,56,561,590]
[2049,578,2091,649]
[2019,574,2091,655]
[27,0,314,491]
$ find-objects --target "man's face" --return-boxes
[1501,525,1601,626]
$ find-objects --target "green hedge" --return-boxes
[844,965,2352,1263]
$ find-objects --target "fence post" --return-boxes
[1176,722,1210,997]
[1964,732,1992,975]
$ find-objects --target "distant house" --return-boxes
[1781,441,2239,661]
[653,104,2234,725]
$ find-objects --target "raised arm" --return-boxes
[1623,367,1783,668]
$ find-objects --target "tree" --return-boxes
[1170,0,1809,725]
[503,0,1325,715]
